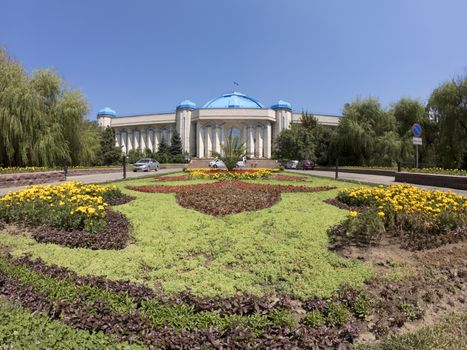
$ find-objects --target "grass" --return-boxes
[0,299,144,349]
[0,173,372,298]
[353,313,467,350]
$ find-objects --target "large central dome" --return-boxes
[203,91,265,109]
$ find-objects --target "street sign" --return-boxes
[411,123,422,137]
[412,137,422,145]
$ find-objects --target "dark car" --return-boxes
[298,160,315,170]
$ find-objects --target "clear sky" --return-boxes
[1,0,466,119]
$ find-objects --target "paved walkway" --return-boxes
[0,168,183,196]
[289,169,467,196]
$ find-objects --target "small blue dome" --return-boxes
[203,92,264,109]
[177,100,197,110]
[271,100,292,110]
[97,107,116,117]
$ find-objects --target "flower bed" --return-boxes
[330,185,467,250]
[0,182,123,233]
[271,174,307,182]
[176,181,281,216]
[187,168,273,180]
[129,180,334,194]
[128,181,335,216]
[0,253,370,348]
[31,209,131,250]
[1,252,463,348]
[155,174,190,182]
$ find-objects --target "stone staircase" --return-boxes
[187,158,280,169]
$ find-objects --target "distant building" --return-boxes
[97,91,340,159]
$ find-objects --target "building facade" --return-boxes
[97,92,340,159]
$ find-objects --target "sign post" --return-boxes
[411,123,423,168]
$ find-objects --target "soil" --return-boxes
[334,238,467,344]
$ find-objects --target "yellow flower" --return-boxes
[377,211,385,217]
[349,211,358,218]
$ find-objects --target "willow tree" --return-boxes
[428,76,467,169]
[333,98,401,166]
[0,48,96,167]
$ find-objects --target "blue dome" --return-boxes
[203,92,265,109]
[271,100,292,110]
[97,107,116,117]
[176,100,197,110]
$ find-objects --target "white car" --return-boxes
[209,159,226,168]
[133,158,160,172]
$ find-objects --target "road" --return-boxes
[289,169,467,196]
[0,168,183,196]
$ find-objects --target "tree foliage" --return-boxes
[332,98,400,166]
[273,113,318,161]
[169,130,183,156]
[98,126,121,165]
[0,48,97,167]
[428,76,467,169]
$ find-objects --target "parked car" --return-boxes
[286,160,299,169]
[209,159,226,168]
[235,160,246,168]
[297,160,315,170]
[132,158,160,172]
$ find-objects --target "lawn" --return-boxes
[0,173,371,298]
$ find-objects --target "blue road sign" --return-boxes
[411,123,422,137]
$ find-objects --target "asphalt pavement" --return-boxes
[289,169,467,196]
[0,168,183,196]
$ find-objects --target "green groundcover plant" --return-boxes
[0,174,371,298]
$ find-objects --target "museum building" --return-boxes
[97,91,340,159]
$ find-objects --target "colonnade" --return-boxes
[115,126,172,154]
[114,122,273,159]
[196,121,271,158]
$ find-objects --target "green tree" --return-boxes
[333,98,400,166]
[169,130,183,156]
[428,76,467,169]
[212,132,246,170]
[98,126,122,165]
[155,139,171,163]
[0,48,96,167]
[273,113,317,161]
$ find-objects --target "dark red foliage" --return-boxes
[176,183,280,216]
[323,198,363,212]
[128,180,335,194]
[0,266,359,349]
[155,175,190,182]
[31,210,131,250]
[128,181,335,216]
[106,195,136,206]
[270,174,307,182]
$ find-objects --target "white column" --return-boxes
[121,131,127,154]
[147,129,154,151]
[264,122,271,158]
[154,127,160,152]
[248,126,254,157]
[205,126,212,157]
[115,130,121,148]
[256,126,263,158]
[133,130,140,150]
[140,128,147,151]
[242,125,247,146]
[214,125,221,154]
[197,121,204,158]
[127,131,134,151]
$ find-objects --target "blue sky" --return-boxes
[1,0,466,119]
